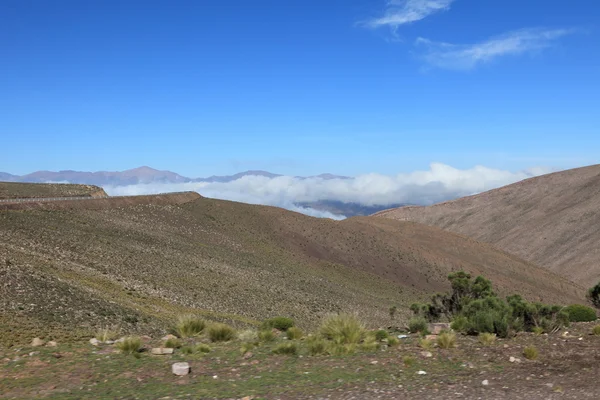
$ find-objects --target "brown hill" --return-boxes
[0,181,107,200]
[0,183,585,345]
[375,164,600,286]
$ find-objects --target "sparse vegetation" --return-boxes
[174,315,206,338]
[360,336,379,352]
[319,314,365,345]
[272,342,298,355]
[478,332,496,345]
[375,329,388,341]
[262,317,295,331]
[387,336,399,346]
[286,326,303,340]
[237,329,258,342]
[437,331,456,349]
[592,325,600,336]
[403,355,416,367]
[95,326,120,342]
[532,326,544,335]
[307,337,328,356]
[564,304,597,322]
[164,337,182,348]
[258,329,276,342]
[523,346,539,360]
[181,343,211,355]
[240,342,255,355]
[208,323,236,342]
[419,338,433,350]
[115,336,142,355]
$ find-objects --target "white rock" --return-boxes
[89,338,100,346]
[162,334,177,341]
[151,348,174,355]
[482,380,489,386]
[46,341,58,347]
[31,338,45,347]
[417,370,427,375]
[509,356,516,363]
[172,362,190,376]
[421,351,433,358]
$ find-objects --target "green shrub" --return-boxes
[238,329,258,343]
[450,316,468,333]
[408,317,428,334]
[387,336,399,347]
[360,336,379,352]
[116,337,142,355]
[564,304,597,322]
[164,338,182,349]
[174,315,206,338]
[592,325,600,336]
[272,342,297,355]
[478,332,496,345]
[181,343,211,355]
[240,342,255,355]
[588,281,600,308]
[319,314,364,345]
[208,323,236,342]
[307,338,328,356]
[262,317,295,331]
[419,338,433,350]
[286,326,303,340]
[328,343,356,356]
[523,346,539,360]
[532,326,544,335]
[375,329,389,341]
[437,331,456,349]
[258,329,276,342]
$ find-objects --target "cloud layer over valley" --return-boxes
[103,163,552,219]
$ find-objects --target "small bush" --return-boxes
[403,355,416,367]
[116,336,142,355]
[96,326,120,342]
[272,342,297,355]
[532,326,544,335]
[360,336,379,352]
[319,314,365,345]
[592,325,600,336]
[328,343,356,356]
[258,329,276,342]
[478,333,496,345]
[408,317,429,334]
[175,315,206,338]
[208,323,236,342]
[450,316,468,333]
[564,304,597,322]
[307,338,328,356]
[387,336,399,347]
[588,282,600,308]
[262,317,295,331]
[164,338,182,349]
[419,338,433,350]
[523,346,539,360]
[286,327,303,340]
[375,329,389,341]
[437,331,456,349]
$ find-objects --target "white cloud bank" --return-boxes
[416,28,575,70]
[103,163,552,219]
[363,0,454,29]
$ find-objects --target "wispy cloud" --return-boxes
[362,0,454,30]
[416,28,575,70]
[103,163,552,219]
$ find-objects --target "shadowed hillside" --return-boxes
[375,164,600,285]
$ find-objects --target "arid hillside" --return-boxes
[375,164,600,286]
[0,184,585,346]
[0,181,107,199]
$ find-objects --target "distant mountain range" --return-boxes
[0,166,351,185]
[0,166,388,216]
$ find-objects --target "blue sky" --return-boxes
[1,0,599,177]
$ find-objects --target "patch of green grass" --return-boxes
[319,313,364,345]
[532,326,544,335]
[286,326,303,340]
[375,329,389,341]
[419,338,433,350]
[437,331,456,349]
[240,342,255,355]
[592,325,600,336]
[478,332,496,345]
[360,336,379,352]
[387,336,399,347]
[116,336,142,355]
[258,329,276,342]
[408,317,429,334]
[174,315,206,338]
[238,329,258,342]
[272,342,297,355]
[523,346,539,360]
[307,338,328,356]
[95,326,120,342]
[262,317,295,331]
[208,323,236,342]
[164,338,182,349]
[403,355,416,367]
